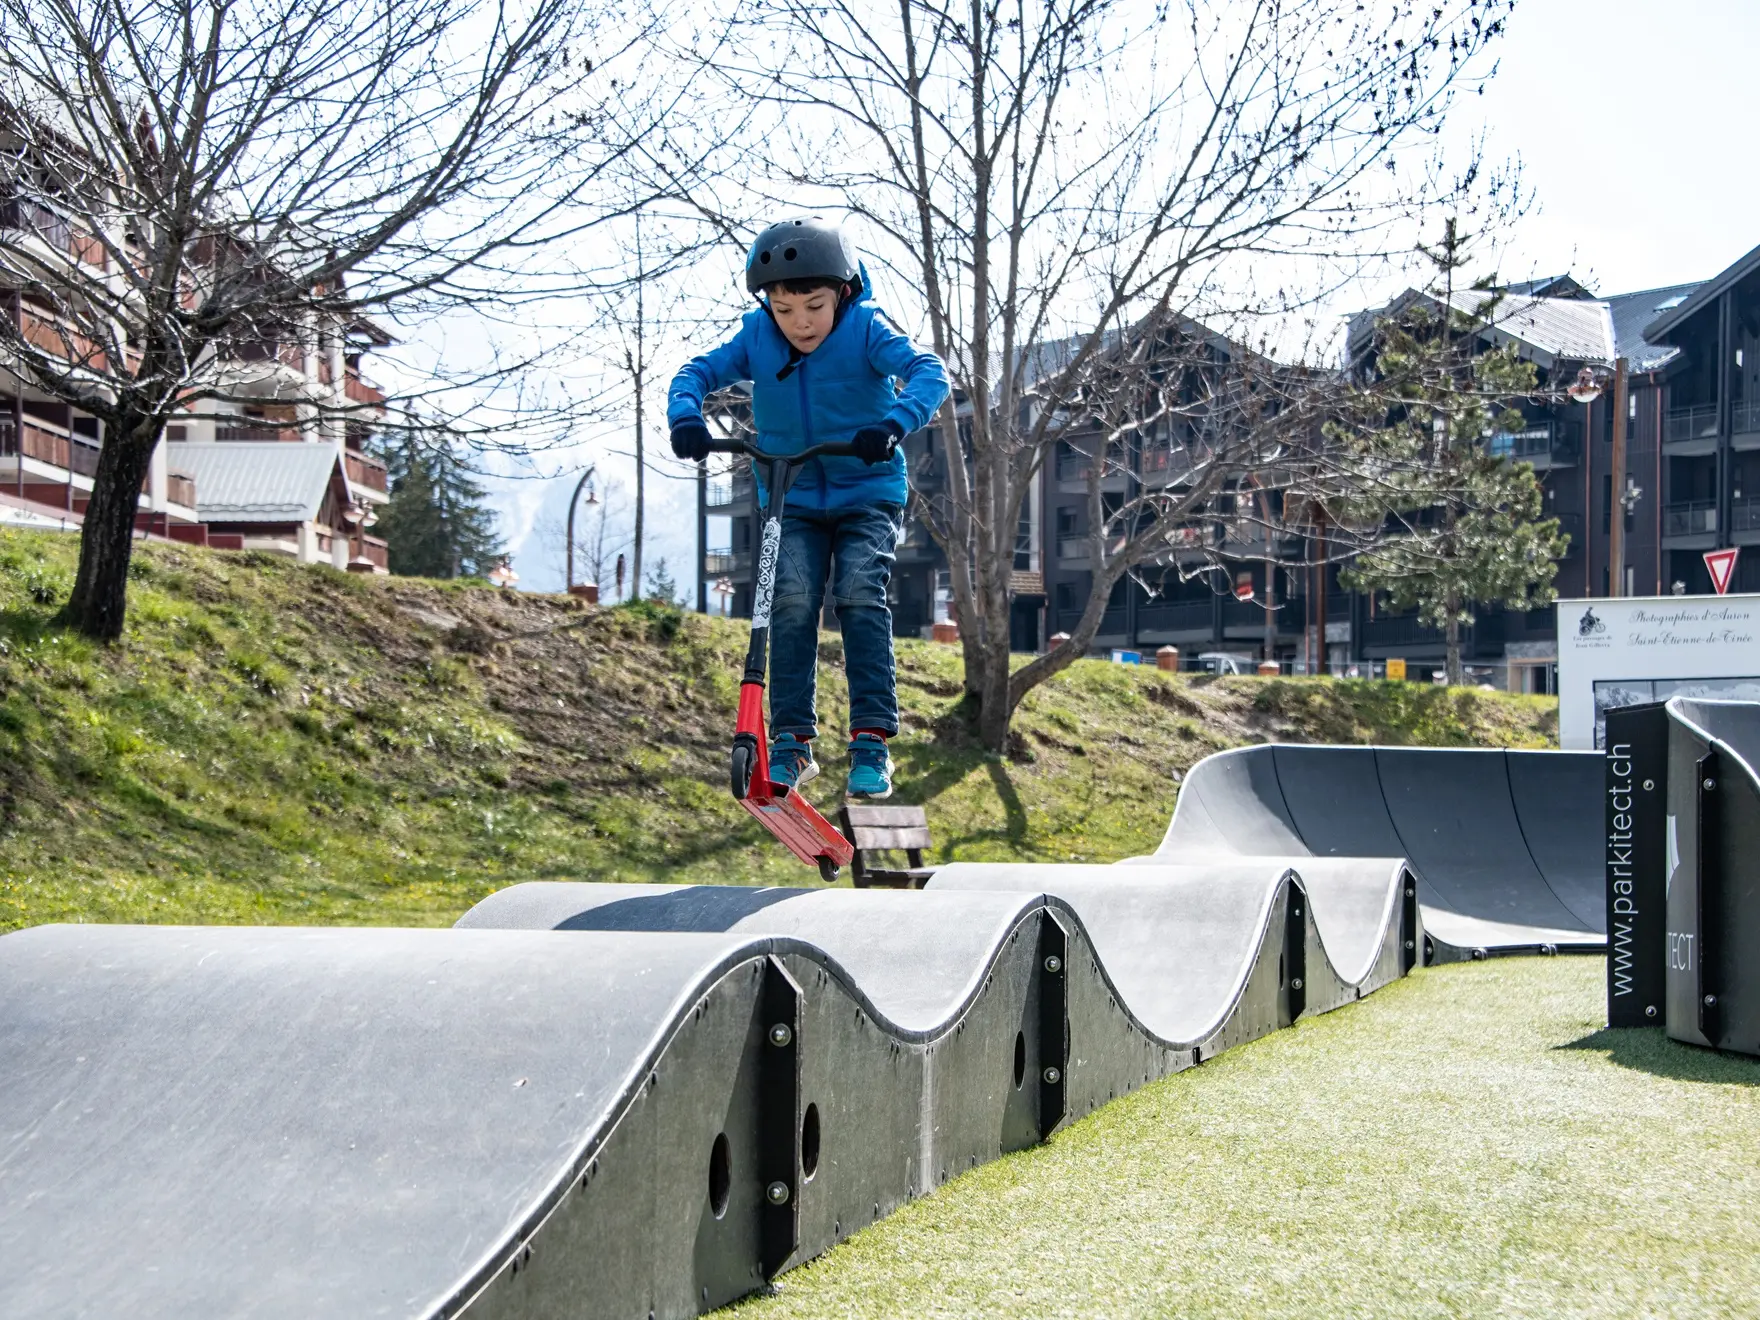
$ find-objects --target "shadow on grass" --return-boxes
[1557,1026,1760,1086]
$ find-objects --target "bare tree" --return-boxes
[690,0,1518,749]
[0,0,682,638]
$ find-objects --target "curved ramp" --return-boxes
[1661,698,1760,1054]
[0,734,1615,1317]
[1153,743,1604,959]
[0,925,786,1319]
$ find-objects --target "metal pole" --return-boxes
[565,464,595,593]
[1609,357,1629,596]
[696,460,708,614]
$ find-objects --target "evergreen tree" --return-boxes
[643,556,682,606]
[376,432,504,579]
[1335,224,1570,685]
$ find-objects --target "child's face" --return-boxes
[767,286,838,354]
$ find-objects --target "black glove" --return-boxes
[671,418,711,462]
[852,418,903,465]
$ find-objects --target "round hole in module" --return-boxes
[801,1103,821,1180]
[708,1133,731,1219]
[1013,1031,1026,1088]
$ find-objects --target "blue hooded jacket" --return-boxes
[667,279,950,512]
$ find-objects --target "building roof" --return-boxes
[1504,274,1594,300]
[1347,285,1615,370]
[1445,288,1616,365]
[1643,240,1760,342]
[173,441,346,522]
[1604,282,1702,374]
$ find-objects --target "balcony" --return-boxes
[344,447,388,494]
[165,470,197,508]
[1551,511,1583,557]
[1055,447,1126,486]
[0,193,74,255]
[1665,501,1718,537]
[345,372,387,409]
[704,548,750,578]
[229,339,306,371]
[69,437,100,477]
[1137,599,1215,635]
[705,477,754,511]
[3,420,77,470]
[1735,399,1760,442]
[1665,403,1719,449]
[1057,533,1091,562]
[1361,613,1446,649]
[1490,421,1578,469]
[215,423,298,442]
[1732,497,1760,536]
[356,535,390,571]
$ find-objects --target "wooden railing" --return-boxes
[21,308,110,371]
[215,423,297,442]
[344,448,388,493]
[345,372,386,407]
[358,535,389,569]
[165,471,197,507]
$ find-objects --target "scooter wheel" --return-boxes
[730,743,755,800]
[817,856,840,885]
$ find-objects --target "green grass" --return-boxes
[728,957,1760,1318]
[0,528,1559,931]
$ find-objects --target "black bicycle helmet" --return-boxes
[745,216,859,294]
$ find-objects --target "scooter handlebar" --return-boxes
[704,439,863,464]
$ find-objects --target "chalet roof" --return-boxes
[1605,282,1702,374]
[175,441,346,523]
[1643,240,1760,343]
[1446,288,1615,364]
[1349,285,1615,370]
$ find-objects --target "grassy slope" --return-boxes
[0,529,1556,931]
[729,958,1760,1319]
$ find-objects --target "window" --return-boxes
[1602,473,1613,534]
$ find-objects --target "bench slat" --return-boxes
[848,826,932,852]
[841,804,929,829]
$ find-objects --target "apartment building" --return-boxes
[1638,242,1760,595]
[0,147,390,569]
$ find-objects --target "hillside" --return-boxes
[0,530,1558,932]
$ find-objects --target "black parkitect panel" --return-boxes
[1604,703,1669,1027]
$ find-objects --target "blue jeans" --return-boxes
[769,502,903,741]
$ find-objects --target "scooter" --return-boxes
[706,437,857,883]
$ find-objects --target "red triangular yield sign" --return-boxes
[1704,547,1739,595]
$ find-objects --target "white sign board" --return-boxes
[1556,594,1760,749]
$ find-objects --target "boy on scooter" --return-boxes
[668,217,949,799]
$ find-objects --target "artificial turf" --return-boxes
[728,957,1760,1318]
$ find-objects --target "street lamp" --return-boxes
[565,464,599,594]
[1568,359,1640,596]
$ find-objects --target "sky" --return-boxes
[482,0,1760,601]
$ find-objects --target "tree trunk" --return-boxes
[633,378,644,598]
[65,417,159,641]
[1444,590,1464,687]
[976,630,1012,752]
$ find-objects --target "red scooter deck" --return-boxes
[733,681,853,878]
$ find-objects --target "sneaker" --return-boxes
[768,734,818,792]
[846,733,894,799]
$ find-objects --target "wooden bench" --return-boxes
[837,803,937,889]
